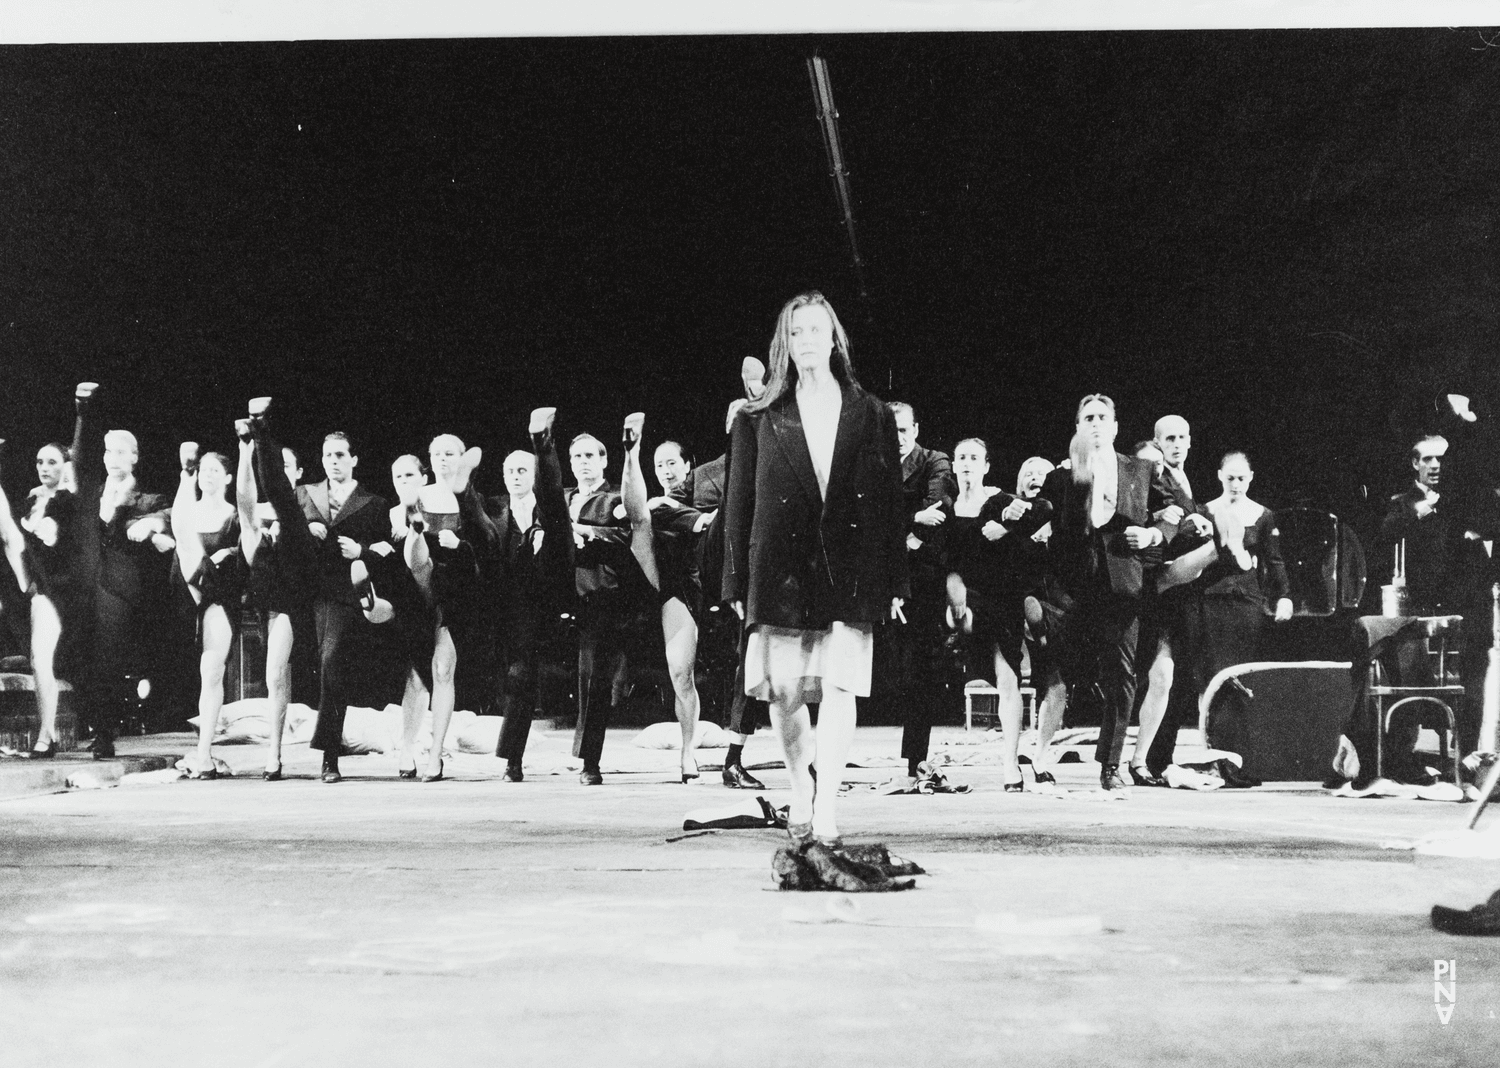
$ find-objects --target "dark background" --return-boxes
[3,28,1497,530]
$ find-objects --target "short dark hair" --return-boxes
[1075,393,1116,423]
[1411,434,1447,461]
[323,431,354,454]
[888,401,916,423]
[656,440,689,464]
[953,436,988,459]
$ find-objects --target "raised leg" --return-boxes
[619,411,661,591]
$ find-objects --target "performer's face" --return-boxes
[1154,417,1191,468]
[570,440,607,488]
[429,435,464,486]
[654,444,690,495]
[197,454,229,498]
[893,409,918,460]
[1413,443,1445,489]
[282,449,303,487]
[103,439,136,479]
[789,304,834,373]
[1017,459,1052,499]
[952,441,989,490]
[391,456,426,498]
[1136,442,1164,469]
[36,446,66,490]
[1219,456,1253,500]
[1076,399,1117,451]
[504,452,535,498]
[322,439,357,484]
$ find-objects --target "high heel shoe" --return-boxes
[681,754,700,784]
[420,760,444,783]
[235,418,253,444]
[1003,777,1025,793]
[1032,768,1057,787]
[262,764,283,782]
[623,412,644,449]
[25,737,57,760]
[398,767,418,780]
[247,396,272,430]
[529,406,557,437]
[1128,764,1165,788]
[180,441,200,476]
[76,381,99,407]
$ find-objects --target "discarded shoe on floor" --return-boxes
[914,760,971,794]
[683,795,787,831]
[1432,889,1500,936]
[773,839,921,892]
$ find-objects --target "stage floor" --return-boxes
[2,727,1496,1066]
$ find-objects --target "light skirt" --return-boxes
[744,622,874,708]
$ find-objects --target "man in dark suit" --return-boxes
[298,431,389,783]
[1041,394,1176,793]
[1131,416,1223,787]
[74,422,175,758]
[487,409,576,781]
[567,431,640,785]
[884,401,957,783]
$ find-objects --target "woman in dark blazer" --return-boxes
[723,291,908,844]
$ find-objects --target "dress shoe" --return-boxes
[722,763,766,790]
[420,760,445,783]
[90,736,116,760]
[1432,890,1500,936]
[1128,764,1166,788]
[1099,764,1132,794]
[25,739,58,760]
[1032,768,1057,786]
[397,765,418,780]
[1003,778,1025,793]
[321,759,342,784]
[503,761,524,782]
[579,765,604,786]
[262,764,283,782]
[1216,758,1261,789]
[187,765,219,781]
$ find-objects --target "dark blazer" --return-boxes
[1040,454,1175,601]
[73,479,170,607]
[566,483,632,600]
[692,454,727,511]
[723,380,909,629]
[900,444,956,592]
[297,481,390,605]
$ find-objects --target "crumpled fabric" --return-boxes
[772,841,924,892]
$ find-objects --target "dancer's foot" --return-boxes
[235,418,253,444]
[247,396,272,437]
[75,381,99,408]
[406,502,426,535]
[503,760,524,782]
[454,447,482,492]
[1099,763,1132,795]
[680,750,700,783]
[350,560,393,623]
[945,572,973,633]
[1128,763,1166,788]
[397,749,418,779]
[321,755,341,784]
[721,763,766,789]
[529,406,557,436]
[579,764,604,786]
[179,441,200,475]
[623,411,645,450]
[421,759,444,783]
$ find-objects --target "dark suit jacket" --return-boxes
[900,444,956,595]
[692,454,727,511]
[1041,454,1175,601]
[73,478,171,607]
[298,480,390,605]
[1380,484,1457,610]
[566,483,631,600]
[723,381,909,629]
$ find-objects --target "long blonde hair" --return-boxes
[745,291,859,414]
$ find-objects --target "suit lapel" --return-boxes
[826,383,866,508]
[308,482,332,524]
[1116,454,1147,521]
[767,397,822,507]
[334,484,375,526]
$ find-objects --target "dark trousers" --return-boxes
[496,608,544,761]
[310,598,360,755]
[572,609,633,766]
[723,615,765,736]
[1059,584,1141,768]
[888,601,952,765]
[81,585,137,742]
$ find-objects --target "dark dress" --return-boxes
[948,491,1055,678]
[171,509,244,630]
[13,488,87,668]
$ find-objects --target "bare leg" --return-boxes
[619,411,661,590]
[1032,672,1067,776]
[425,624,457,779]
[263,611,293,774]
[236,435,262,568]
[1132,636,1173,772]
[663,597,701,779]
[771,701,817,831]
[399,667,428,775]
[812,685,858,840]
[995,650,1024,786]
[29,594,62,750]
[0,471,28,597]
[1158,540,1218,592]
[405,527,434,601]
[193,603,233,772]
[171,446,204,591]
